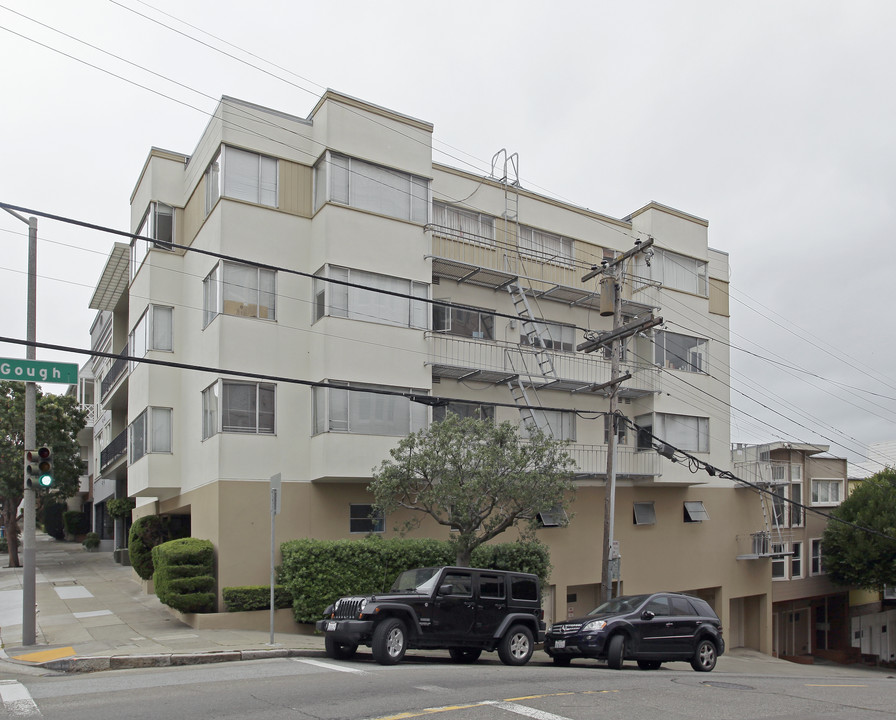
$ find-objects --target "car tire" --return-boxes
[324,636,358,660]
[637,660,661,670]
[552,655,572,666]
[498,624,534,666]
[690,639,718,672]
[607,634,626,670]
[371,618,408,666]
[448,648,482,663]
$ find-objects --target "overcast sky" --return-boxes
[1,0,894,471]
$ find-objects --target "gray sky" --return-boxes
[1,0,894,471]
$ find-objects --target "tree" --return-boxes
[369,413,576,566]
[0,380,87,567]
[821,467,896,591]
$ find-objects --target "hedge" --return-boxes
[223,585,293,612]
[153,537,216,614]
[280,537,550,624]
[62,510,89,537]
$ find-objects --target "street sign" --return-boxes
[0,358,78,384]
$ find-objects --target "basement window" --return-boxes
[683,501,709,523]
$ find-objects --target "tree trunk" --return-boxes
[3,505,20,568]
[455,547,472,567]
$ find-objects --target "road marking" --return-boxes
[293,658,369,674]
[0,680,41,717]
[487,700,574,720]
[805,684,868,687]
[368,691,619,720]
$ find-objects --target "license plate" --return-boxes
[555,639,566,649]
[326,621,337,632]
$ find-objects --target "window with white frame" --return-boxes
[770,485,788,528]
[349,503,384,534]
[521,320,575,352]
[636,248,708,297]
[131,202,174,280]
[433,302,495,340]
[314,151,429,223]
[203,261,276,327]
[520,410,575,442]
[313,265,427,329]
[129,407,172,463]
[433,402,495,423]
[811,478,843,506]
[636,413,709,453]
[790,479,804,527]
[791,540,803,579]
[312,382,428,437]
[202,380,275,439]
[771,543,787,579]
[129,305,173,370]
[810,538,824,575]
[518,225,574,264]
[633,501,656,526]
[432,201,495,245]
[205,146,277,214]
[654,330,707,372]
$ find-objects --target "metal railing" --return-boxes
[100,346,129,400]
[100,428,127,471]
[564,444,660,479]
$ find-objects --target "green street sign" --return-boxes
[0,358,79,384]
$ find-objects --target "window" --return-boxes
[683,501,709,523]
[203,261,276,326]
[314,151,429,223]
[313,265,428,329]
[520,320,575,352]
[129,407,172,463]
[636,413,709,453]
[633,501,656,526]
[790,481,803,527]
[636,248,708,296]
[521,410,575,441]
[205,146,277,213]
[811,538,824,575]
[791,541,803,579]
[349,503,384,534]
[811,479,842,506]
[771,543,787,579]
[131,202,174,280]
[654,331,707,372]
[441,572,473,596]
[511,576,538,601]
[129,305,173,370]
[433,302,495,339]
[604,414,627,444]
[433,402,495,423]
[518,225,574,264]
[202,380,275,439]
[432,201,495,245]
[536,505,568,527]
[313,382,428,437]
[770,486,787,528]
[479,574,505,599]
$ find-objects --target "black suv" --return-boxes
[544,592,724,672]
[315,566,545,666]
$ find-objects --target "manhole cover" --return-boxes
[702,681,754,690]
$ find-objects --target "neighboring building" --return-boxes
[732,442,851,661]
[88,90,771,651]
[64,362,98,539]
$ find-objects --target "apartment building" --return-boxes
[88,90,771,651]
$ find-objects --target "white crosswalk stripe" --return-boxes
[0,680,41,717]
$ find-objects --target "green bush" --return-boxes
[62,510,89,537]
[279,537,550,623]
[153,538,216,614]
[42,502,66,540]
[82,532,100,549]
[223,585,293,612]
[128,515,169,580]
[106,497,135,520]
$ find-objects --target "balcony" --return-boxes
[79,402,99,427]
[426,332,659,397]
[100,428,127,471]
[566,444,660,479]
[100,346,129,401]
[736,530,795,559]
[733,461,791,486]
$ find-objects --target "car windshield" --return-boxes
[587,594,650,616]
[390,567,440,593]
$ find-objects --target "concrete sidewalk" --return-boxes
[0,534,891,678]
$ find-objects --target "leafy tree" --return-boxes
[0,380,86,567]
[822,468,896,590]
[369,413,575,566]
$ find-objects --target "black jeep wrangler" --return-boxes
[315,566,545,666]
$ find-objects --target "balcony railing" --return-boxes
[100,346,129,400]
[565,444,660,479]
[100,428,127,471]
[79,402,99,427]
[733,461,790,486]
[426,332,659,396]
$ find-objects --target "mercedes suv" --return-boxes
[544,592,724,672]
[316,566,545,666]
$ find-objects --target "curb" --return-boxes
[37,647,313,673]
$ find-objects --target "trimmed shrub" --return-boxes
[223,585,293,612]
[128,515,169,580]
[82,532,100,549]
[106,497,135,520]
[153,538,216,614]
[42,502,66,540]
[62,510,89,537]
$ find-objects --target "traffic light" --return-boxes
[25,446,53,488]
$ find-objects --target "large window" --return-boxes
[521,410,575,441]
[520,320,575,352]
[313,265,428,329]
[129,305,173,370]
[314,151,428,223]
[129,407,172,463]
[654,331,707,372]
[433,303,495,339]
[131,202,174,280]
[431,201,495,244]
[205,146,277,213]
[636,413,709,453]
[203,261,276,326]
[811,538,824,575]
[202,380,275,439]
[433,401,495,423]
[313,382,428,437]
[637,248,708,296]
[811,478,842,506]
[349,503,385,534]
[518,225,574,265]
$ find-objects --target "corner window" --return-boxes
[205,146,277,214]
[431,201,495,245]
[313,265,427,329]
[312,382,428,437]
[129,305,173,370]
[129,407,172,463]
[637,248,708,296]
[633,501,656,526]
[811,479,842,506]
[683,501,709,523]
[202,380,275,439]
[349,503,384,534]
[654,331,707,373]
[203,261,276,327]
[131,202,174,280]
[637,413,708,453]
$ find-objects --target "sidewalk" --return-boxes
[0,534,890,678]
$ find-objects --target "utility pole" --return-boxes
[3,206,38,645]
[579,238,660,604]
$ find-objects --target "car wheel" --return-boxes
[324,636,358,660]
[371,618,408,665]
[690,639,718,672]
[552,655,572,666]
[637,660,661,670]
[607,634,626,670]
[448,648,482,663]
[498,624,534,666]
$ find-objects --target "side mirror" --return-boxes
[641,610,655,621]
[439,584,453,596]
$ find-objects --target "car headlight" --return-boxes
[581,619,607,632]
[359,598,368,613]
